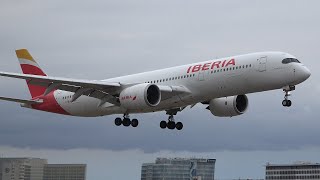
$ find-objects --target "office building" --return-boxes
[141,157,216,180]
[43,164,86,180]
[266,162,320,180]
[0,157,86,180]
[0,158,47,180]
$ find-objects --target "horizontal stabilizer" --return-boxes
[0,96,42,105]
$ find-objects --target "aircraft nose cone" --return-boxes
[296,66,311,83]
[302,66,311,80]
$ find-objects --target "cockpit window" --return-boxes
[282,58,301,64]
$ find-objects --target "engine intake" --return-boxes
[209,95,248,117]
[119,83,161,110]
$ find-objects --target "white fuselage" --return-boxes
[53,52,310,117]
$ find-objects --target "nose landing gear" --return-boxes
[282,85,295,107]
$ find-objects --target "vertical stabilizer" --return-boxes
[16,49,47,98]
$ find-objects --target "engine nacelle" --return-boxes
[209,95,248,117]
[119,83,161,110]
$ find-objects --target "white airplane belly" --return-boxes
[54,90,115,117]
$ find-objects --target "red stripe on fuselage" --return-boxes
[20,64,47,98]
[32,91,70,115]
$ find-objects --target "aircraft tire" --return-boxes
[167,121,175,130]
[287,100,292,107]
[131,119,139,127]
[282,100,288,107]
[160,121,167,129]
[123,118,131,127]
[175,122,183,130]
[115,117,122,126]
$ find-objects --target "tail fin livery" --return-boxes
[16,49,47,98]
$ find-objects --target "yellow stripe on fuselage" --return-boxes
[15,49,36,63]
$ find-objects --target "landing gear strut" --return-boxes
[114,114,139,128]
[160,109,184,130]
[282,85,295,107]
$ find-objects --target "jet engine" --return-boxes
[209,95,248,117]
[119,83,161,110]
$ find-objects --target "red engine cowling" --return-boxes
[209,95,248,117]
[119,83,161,110]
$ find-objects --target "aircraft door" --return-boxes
[198,71,204,81]
[257,56,267,72]
[197,70,209,81]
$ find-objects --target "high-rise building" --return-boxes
[0,158,86,180]
[43,164,86,180]
[266,162,320,180]
[141,158,216,180]
[0,158,47,180]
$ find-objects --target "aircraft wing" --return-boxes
[0,71,122,106]
[0,96,42,105]
[0,71,190,106]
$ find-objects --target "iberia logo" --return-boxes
[121,96,137,101]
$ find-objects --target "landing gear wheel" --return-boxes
[131,119,139,127]
[123,118,131,127]
[160,121,167,129]
[175,122,183,130]
[287,100,292,107]
[282,100,288,107]
[282,100,292,107]
[114,117,122,126]
[167,121,176,130]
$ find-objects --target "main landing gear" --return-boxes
[160,108,184,130]
[160,115,183,130]
[282,85,295,107]
[114,114,139,128]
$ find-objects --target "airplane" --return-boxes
[0,49,311,130]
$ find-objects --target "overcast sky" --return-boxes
[0,0,320,179]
